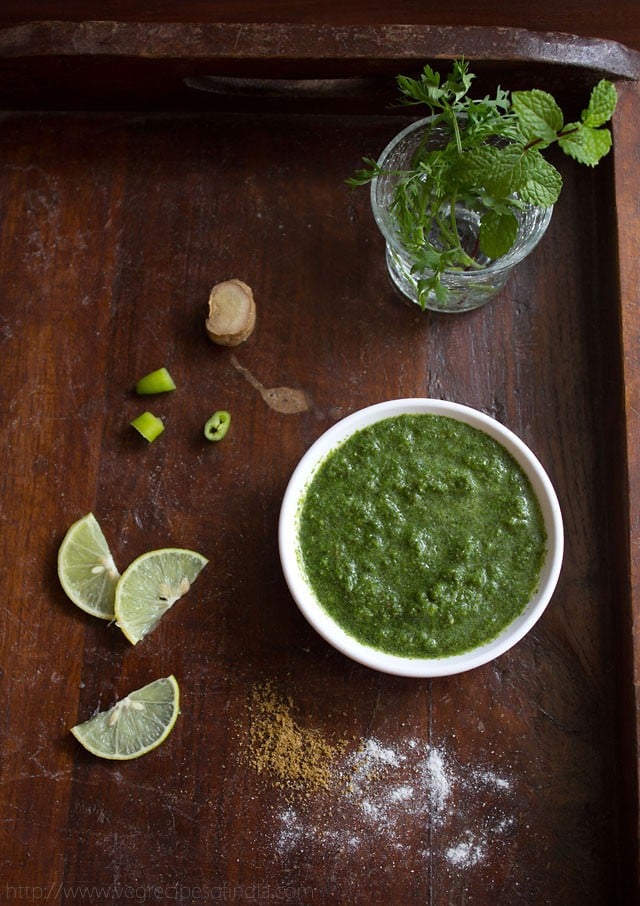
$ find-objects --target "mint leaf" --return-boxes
[517,149,563,205]
[465,145,528,196]
[462,145,501,184]
[581,79,617,128]
[479,209,518,258]
[512,89,564,146]
[558,122,612,166]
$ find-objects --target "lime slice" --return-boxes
[71,675,180,760]
[57,513,120,620]
[114,548,208,644]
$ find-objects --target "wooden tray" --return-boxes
[1,22,639,904]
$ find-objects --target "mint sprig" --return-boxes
[582,78,619,128]
[511,89,564,146]
[349,62,617,307]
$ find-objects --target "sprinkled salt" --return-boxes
[420,746,451,813]
[275,807,306,855]
[388,785,413,804]
[272,732,515,875]
[472,769,511,790]
[446,831,487,868]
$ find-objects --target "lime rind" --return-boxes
[57,513,120,620]
[114,548,208,645]
[71,675,180,760]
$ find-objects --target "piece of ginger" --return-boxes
[205,279,256,346]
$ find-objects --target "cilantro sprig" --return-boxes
[349,60,617,307]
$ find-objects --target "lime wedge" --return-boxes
[57,513,120,620]
[71,675,180,760]
[114,548,208,645]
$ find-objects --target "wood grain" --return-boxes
[0,25,638,906]
[1,0,640,53]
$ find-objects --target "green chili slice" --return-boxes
[135,367,176,395]
[131,411,165,443]
[204,411,231,442]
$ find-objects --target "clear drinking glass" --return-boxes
[370,117,553,313]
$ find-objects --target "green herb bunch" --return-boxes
[349,60,617,306]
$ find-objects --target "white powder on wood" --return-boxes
[446,831,487,868]
[274,736,515,870]
[421,746,451,814]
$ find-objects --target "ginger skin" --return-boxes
[206,279,256,347]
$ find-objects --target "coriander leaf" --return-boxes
[581,79,618,128]
[412,245,443,270]
[397,66,446,107]
[345,158,381,187]
[479,209,519,259]
[445,59,474,101]
[511,89,564,147]
[516,149,563,206]
[558,122,612,166]
[433,279,450,307]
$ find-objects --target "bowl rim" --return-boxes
[278,398,564,677]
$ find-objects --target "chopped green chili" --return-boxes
[135,367,176,395]
[131,411,165,443]
[204,411,231,442]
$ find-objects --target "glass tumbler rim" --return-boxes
[369,116,553,279]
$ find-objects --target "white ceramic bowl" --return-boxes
[278,399,564,677]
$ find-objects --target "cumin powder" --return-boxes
[248,681,343,797]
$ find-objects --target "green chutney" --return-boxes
[298,414,546,658]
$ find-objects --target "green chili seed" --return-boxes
[131,411,165,443]
[204,411,231,442]
[135,367,176,395]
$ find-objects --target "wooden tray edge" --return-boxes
[611,77,640,897]
[2,21,640,113]
[1,21,639,76]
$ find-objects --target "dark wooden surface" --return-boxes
[1,22,640,906]
[1,1,640,54]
